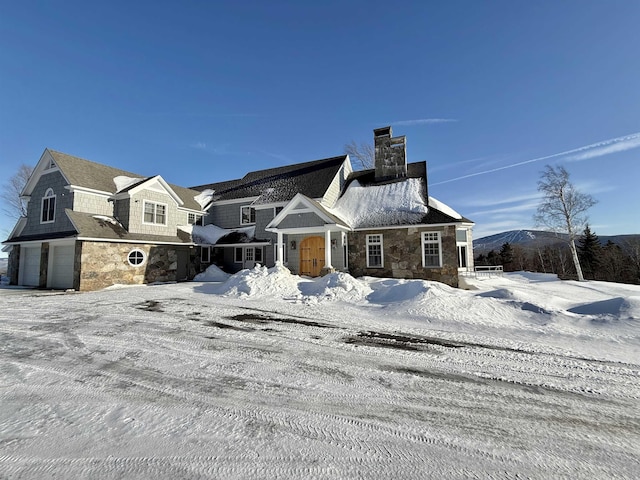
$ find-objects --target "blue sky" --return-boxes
[1,0,639,253]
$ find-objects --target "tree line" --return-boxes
[475,226,640,285]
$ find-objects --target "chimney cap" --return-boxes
[373,126,392,138]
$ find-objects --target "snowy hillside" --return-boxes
[1,269,638,478]
[474,229,640,254]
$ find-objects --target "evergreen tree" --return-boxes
[487,250,500,266]
[577,225,601,280]
[499,242,514,270]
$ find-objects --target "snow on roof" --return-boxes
[113,175,145,193]
[92,215,122,227]
[329,178,428,228]
[184,224,257,245]
[427,196,462,220]
[194,189,215,208]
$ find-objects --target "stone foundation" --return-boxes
[78,241,192,291]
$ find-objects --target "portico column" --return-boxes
[276,231,284,266]
[324,229,333,269]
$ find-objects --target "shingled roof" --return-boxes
[49,150,203,211]
[191,155,347,202]
[66,211,192,244]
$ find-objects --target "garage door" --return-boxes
[49,245,75,290]
[21,246,41,286]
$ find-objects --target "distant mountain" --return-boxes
[473,230,640,255]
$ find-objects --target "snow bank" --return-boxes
[366,278,430,304]
[297,271,372,303]
[330,179,428,228]
[211,265,303,297]
[194,264,230,282]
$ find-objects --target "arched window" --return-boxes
[41,188,56,223]
[127,249,146,266]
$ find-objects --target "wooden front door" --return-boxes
[300,236,325,276]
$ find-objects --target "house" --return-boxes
[3,149,206,290]
[191,126,474,287]
[4,126,474,290]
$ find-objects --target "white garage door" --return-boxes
[49,245,75,290]
[21,246,41,286]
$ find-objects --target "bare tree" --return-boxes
[1,164,33,219]
[344,141,374,170]
[533,165,596,281]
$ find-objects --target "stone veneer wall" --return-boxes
[7,245,20,285]
[78,241,188,291]
[348,225,459,287]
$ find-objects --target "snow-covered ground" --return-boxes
[1,269,638,479]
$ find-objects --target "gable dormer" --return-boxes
[110,175,184,235]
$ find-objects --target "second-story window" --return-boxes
[143,201,167,225]
[41,188,56,223]
[241,206,256,225]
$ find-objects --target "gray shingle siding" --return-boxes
[254,208,276,240]
[21,170,75,236]
[322,162,352,207]
[278,212,326,229]
[73,191,112,216]
[208,201,255,229]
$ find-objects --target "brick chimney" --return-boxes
[374,126,407,181]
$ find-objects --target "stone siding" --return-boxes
[348,226,459,287]
[7,245,20,285]
[78,241,192,291]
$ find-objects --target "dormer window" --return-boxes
[240,206,256,225]
[143,201,167,225]
[41,188,56,223]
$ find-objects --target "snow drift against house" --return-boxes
[330,178,429,228]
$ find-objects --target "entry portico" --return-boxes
[266,193,350,275]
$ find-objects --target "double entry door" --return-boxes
[299,236,325,277]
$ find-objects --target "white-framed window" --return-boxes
[128,249,146,266]
[456,229,467,243]
[188,213,204,225]
[143,201,167,225]
[366,234,383,268]
[201,246,211,263]
[254,247,262,263]
[240,206,256,225]
[422,231,442,268]
[41,188,56,224]
[234,247,243,263]
[456,229,469,269]
[457,245,468,268]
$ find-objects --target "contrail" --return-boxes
[431,132,640,186]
